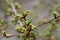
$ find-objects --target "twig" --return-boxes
[11,2,23,26]
[0,34,17,39]
[37,16,60,27]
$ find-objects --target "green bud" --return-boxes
[6,13,10,15]
[24,10,31,15]
[30,31,36,38]
[7,8,12,12]
[2,31,6,35]
[15,2,21,9]
[32,25,37,30]
[52,11,58,18]
[20,27,26,33]
[16,14,21,17]
[15,26,20,31]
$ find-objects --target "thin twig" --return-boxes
[0,34,17,39]
[37,16,60,27]
[11,2,23,26]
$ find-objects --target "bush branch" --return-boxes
[37,16,60,27]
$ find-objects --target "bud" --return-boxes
[52,11,58,18]
[7,8,12,12]
[41,18,47,24]
[2,31,6,36]
[15,26,20,31]
[32,25,37,30]
[23,10,31,15]
[7,8,12,15]
[14,2,21,9]
[20,34,24,37]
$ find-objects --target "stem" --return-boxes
[37,16,60,27]
[11,2,23,26]
[0,34,17,39]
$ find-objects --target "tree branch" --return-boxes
[11,2,23,26]
[37,16,60,27]
[0,34,18,39]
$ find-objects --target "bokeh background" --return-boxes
[0,0,60,40]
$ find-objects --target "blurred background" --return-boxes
[0,0,60,40]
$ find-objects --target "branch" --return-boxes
[0,34,17,39]
[37,16,60,27]
[11,2,23,26]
